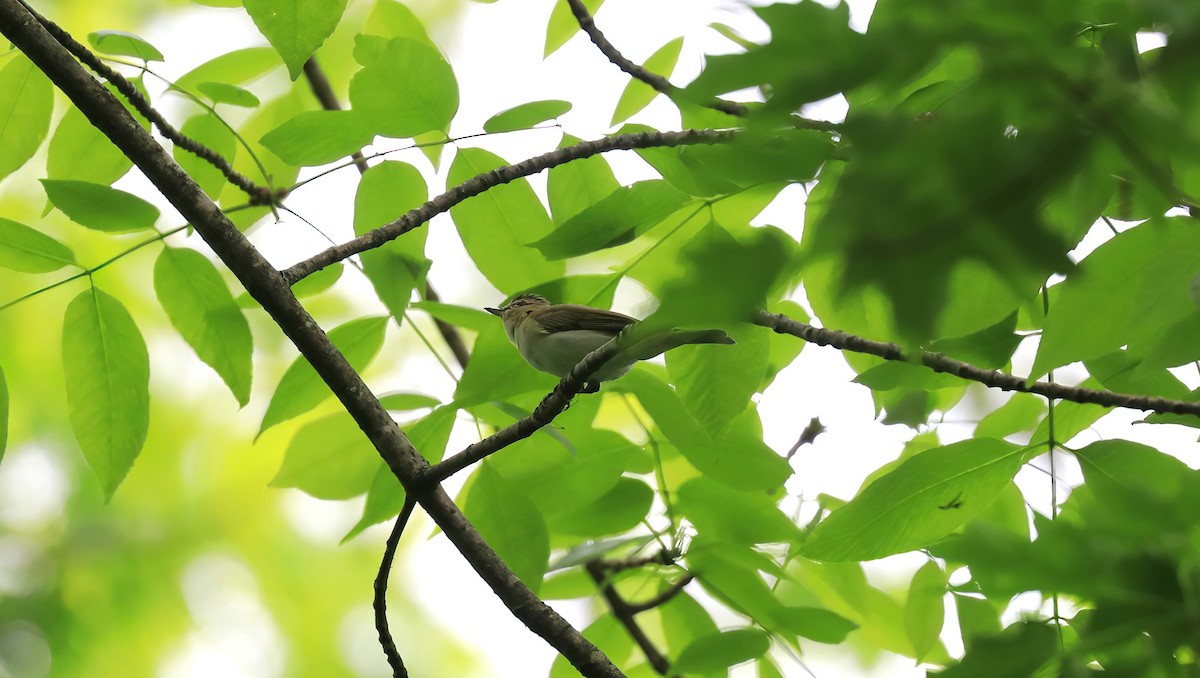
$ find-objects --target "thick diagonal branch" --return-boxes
[281,128,735,283]
[754,310,1200,417]
[0,5,620,675]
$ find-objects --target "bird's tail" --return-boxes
[622,328,735,361]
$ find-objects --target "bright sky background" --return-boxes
[2,1,1197,677]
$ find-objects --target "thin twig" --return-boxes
[785,417,825,460]
[18,0,272,204]
[585,561,674,676]
[280,128,736,283]
[565,0,746,118]
[754,310,1200,417]
[375,496,417,678]
[624,574,694,615]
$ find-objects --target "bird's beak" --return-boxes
[485,307,502,317]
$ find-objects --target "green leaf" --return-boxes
[173,112,238,199]
[41,180,160,233]
[239,263,343,308]
[242,0,349,80]
[1032,217,1200,377]
[353,161,431,321]
[344,405,457,541]
[260,110,375,166]
[271,412,380,499]
[671,629,770,674]
[546,477,653,537]
[0,54,53,182]
[802,439,1024,562]
[779,606,858,644]
[175,47,281,93]
[62,288,149,501]
[854,361,964,392]
[258,316,388,436]
[409,301,493,332]
[937,622,1058,678]
[975,393,1046,439]
[530,180,693,260]
[195,82,261,108]
[153,248,253,406]
[364,0,435,46]
[953,594,1001,652]
[0,364,7,463]
[447,147,563,291]
[488,427,635,516]
[350,35,458,138]
[483,100,571,133]
[547,134,620,224]
[677,477,801,545]
[545,0,603,57]
[86,30,164,62]
[611,38,683,125]
[453,324,556,407]
[461,464,549,592]
[0,217,76,273]
[904,560,947,662]
[549,615,634,678]
[667,324,769,435]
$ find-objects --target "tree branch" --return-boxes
[375,496,416,678]
[280,128,736,284]
[300,56,471,370]
[19,0,273,204]
[565,0,746,118]
[754,310,1200,418]
[0,5,620,675]
[624,574,694,616]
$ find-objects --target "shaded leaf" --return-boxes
[547,134,620,224]
[174,112,238,198]
[41,180,159,233]
[62,288,149,501]
[461,464,549,592]
[530,180,693,260]
[86,30,163,61]
[671,629,770,674]
[905,560,947,662]
[677,477,801,545]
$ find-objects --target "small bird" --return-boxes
[485,293,735,392]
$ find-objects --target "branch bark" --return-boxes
[280,128,736,283]
[0,5,620,675]
[754,310,1200,418]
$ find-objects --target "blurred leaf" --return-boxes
[46,102,133,187]
[531,180,693,259]
[86,30,163,61]
[611,38,683,125]
[242,0,348,80]
[549,614,634,678]
[905,560,947,662]
[975,393,1046,440]
[1032,217,1200,378]
[483,99,571,133]
[547,536,649,572]
[448,147,563,291]
[761,299,807,391]
[0,54,52,182]
[545,0,603,57]
[260,110,375,166]
[410,301,493,332]
[935,622,1058,677]
[175,47,281,92]
[677,477,801,545]
[461,464,549,592]
[489,427,635,516]
[927,312,1021,370]
[779,606,858,644]
[41,180,159,233]
[953,594,1002,652]
[854,361,964,392]
[548,134,620,224]
[453,324,556,406]
[174,112,238,198]
[258,316,388,436]
[377,392,440,411]
[62,288,149,501]
[364,0,435,45]
[0,217,76,272]
[195,81,260,108]
[154,248,253,406]
[350,35,458,137]
[240,263,343,308]
[802,439,1023,562]
[671,629,770,674]
[0,364,7,463]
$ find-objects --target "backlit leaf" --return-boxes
[41,180,159,233]
[0,217,76,273]
[242,0,349,80]
[0,54,53,182]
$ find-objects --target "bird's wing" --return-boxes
[537,304,637,334]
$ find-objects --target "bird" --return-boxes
[485,293,735,393]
